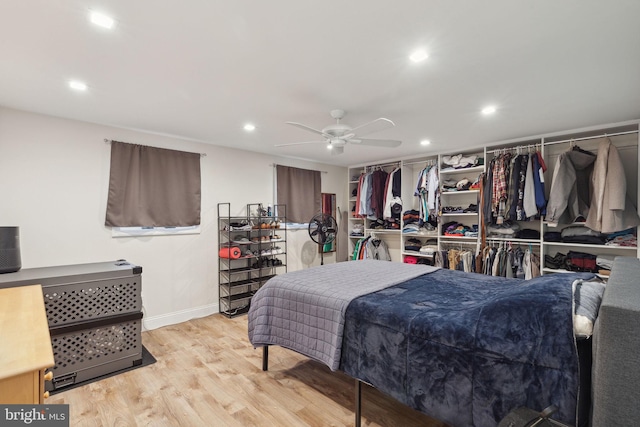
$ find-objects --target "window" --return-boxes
[105,141,201,233]
[276,165,321,224]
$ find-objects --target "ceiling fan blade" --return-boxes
[350,138,402,148]
[330,145,344,155]
[349,118,395,137]
[286,121,327,136]
[274,140,327,147]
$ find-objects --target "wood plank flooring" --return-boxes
[48,314,448,427]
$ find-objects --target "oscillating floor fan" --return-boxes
[308,213,338,265]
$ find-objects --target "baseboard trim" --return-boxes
[142,303,219,330]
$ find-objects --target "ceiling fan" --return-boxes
[275,109,402,155]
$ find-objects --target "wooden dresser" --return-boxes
[0,284,54,403]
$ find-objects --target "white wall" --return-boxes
[0,107,347,329]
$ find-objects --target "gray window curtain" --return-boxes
[276,165,321,223]
[105,141,201,227]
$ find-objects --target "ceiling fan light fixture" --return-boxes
[276,110,399,154]
[409,49,429,63]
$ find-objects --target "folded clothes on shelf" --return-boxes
[441,154,482,170]
[487,221,520,237]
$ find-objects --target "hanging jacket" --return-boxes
[365,238,392,261]
[545,149,596,226]
[523,155,537,218]
[585,139,640,233]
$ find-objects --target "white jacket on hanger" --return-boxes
[585,139,640,233]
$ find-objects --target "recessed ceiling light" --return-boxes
[243,123,256,132]
[90,11,115,29]
[409,49,429,63]
[482,105,497,115]
[420,139,431,146]
[69,81,88,91]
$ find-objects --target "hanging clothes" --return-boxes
[383,167,401,219]
[365,237,392,261]
[585,138,640,233]
[491,152,512,222]
[480,149,547,229]
[523,248,541,280]
[370,168,389,220]
[533,153,547,215]
[414,164,439,222]
[545,148,596,226]
[523,155,537,218]
[357,172,371,217]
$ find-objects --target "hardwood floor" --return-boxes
[48,314,448,427]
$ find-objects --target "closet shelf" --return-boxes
[439,165,484,175]
[366,229,401,234]
[441,190,480,195]
[486,237,541,244]
[441,213,478,217]
[403,231,438,237]
[440,236,477,241]
[402,251,434,258]
[542,242,637,250]
[542,267,609,280]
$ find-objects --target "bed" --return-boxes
[248,260,600,427]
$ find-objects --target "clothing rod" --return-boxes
[403,159,437,166]
[543,129,639,146]
[104,139,207,157]
[365,161,400,170]
[270,163,328,174]
[485,143,541,154]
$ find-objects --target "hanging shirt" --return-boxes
[523,155,538,218]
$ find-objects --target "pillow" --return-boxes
[573,278,606,338]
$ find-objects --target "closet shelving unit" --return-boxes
[346,119,640,274]
[399,156,439,263]
[539,125,640,278]
[347,166,366,259]
[348,162,403,262]
[217,202,287,317]
[482,140,545,257]
[438,152,484,248]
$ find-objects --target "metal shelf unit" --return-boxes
[217,202,287,318]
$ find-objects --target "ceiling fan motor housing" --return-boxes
[323,123,351,137]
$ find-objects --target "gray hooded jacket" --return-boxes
[545,149,596,226]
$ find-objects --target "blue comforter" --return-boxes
[340,269,593,427]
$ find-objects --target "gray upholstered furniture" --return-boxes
[592,256,640,426]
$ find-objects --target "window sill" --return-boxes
[111,226,201,237]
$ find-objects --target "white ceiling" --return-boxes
[1,1,639,167]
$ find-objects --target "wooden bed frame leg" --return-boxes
[355,379,362,427]
[262,346,269,371]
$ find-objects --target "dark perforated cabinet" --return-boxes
[0,260,143,391]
